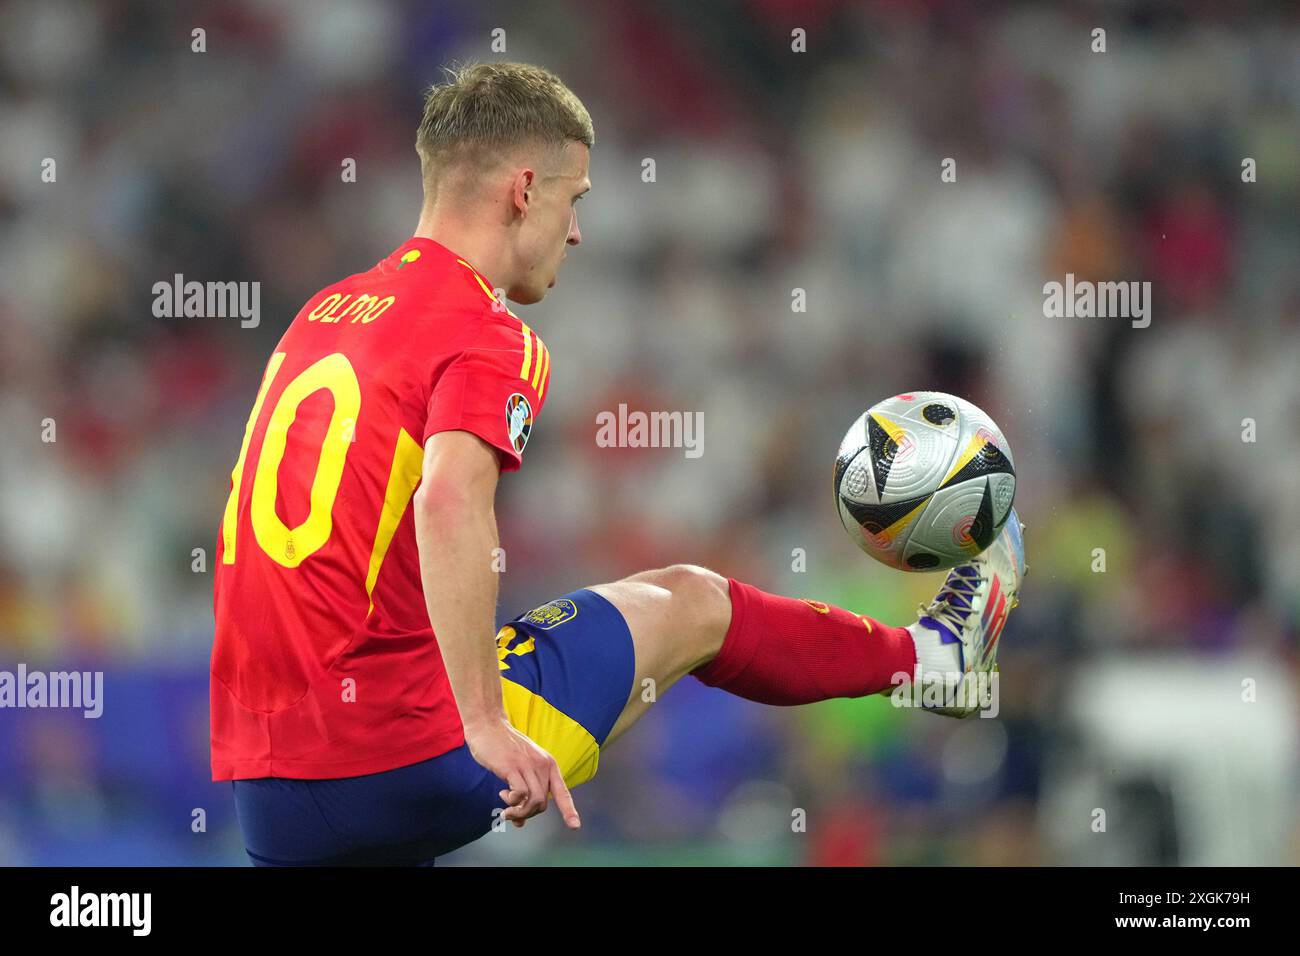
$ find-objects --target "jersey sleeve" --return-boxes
[423,314,552,472]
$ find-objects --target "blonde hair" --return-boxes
[416,62,593,187]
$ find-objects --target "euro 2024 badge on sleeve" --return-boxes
[506,392,533,455]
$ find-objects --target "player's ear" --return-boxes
[510,168,535,217]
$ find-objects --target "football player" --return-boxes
[212,62,1026,865]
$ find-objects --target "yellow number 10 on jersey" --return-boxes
[221,351,423,608]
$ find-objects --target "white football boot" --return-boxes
[899,509,1027,717]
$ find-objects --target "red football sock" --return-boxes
[690,578,917,705]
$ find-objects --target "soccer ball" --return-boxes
[834,391,1016,571]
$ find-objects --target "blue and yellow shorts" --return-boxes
[495,588,636,788]
[231,588,636,865]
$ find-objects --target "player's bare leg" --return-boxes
[588,564,734,745]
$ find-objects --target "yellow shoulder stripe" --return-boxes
[531,339,548,391]
[516,322,551,398]
[519,321,534,379]
[459,274,543,393]
[456,258,499,306]
[537,341,551,400]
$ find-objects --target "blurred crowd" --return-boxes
[0,0,1297,865]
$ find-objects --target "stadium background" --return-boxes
[1,0,1297,865]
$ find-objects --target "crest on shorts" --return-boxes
[521,598,578,630]
[506,392,533,454]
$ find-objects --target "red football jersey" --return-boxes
[210,237,551,780]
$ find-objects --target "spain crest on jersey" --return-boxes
[505,392,533,454]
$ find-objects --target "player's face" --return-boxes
[509,141,589,304]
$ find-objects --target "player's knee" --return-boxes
[654,564,733,648]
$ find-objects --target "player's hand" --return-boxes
[464,717,581,830]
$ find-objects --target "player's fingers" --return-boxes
[505,769,528,796]
[505,788,534,826]
[527,764,553,816]
[501,772,531,820]
[547,761,581,829]
[521,766,549,819]
[501,766,541,821]
[501,791,529,822]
